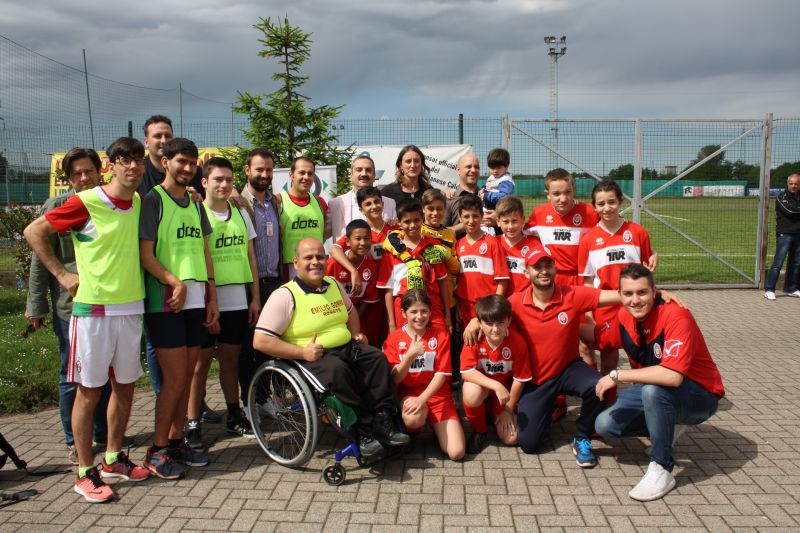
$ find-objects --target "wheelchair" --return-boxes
[246,359,371,486]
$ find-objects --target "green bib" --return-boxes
[281,277,351,348]
[71,188,144,306]
[278,190,324,263]
[204,202,253,287]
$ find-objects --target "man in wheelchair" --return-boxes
[254,238,410,460]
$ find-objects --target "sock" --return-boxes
[78,465,93,478]
[464,403,487,434]
[105,451,121,465]
[555,394,567,408]
[168,438,182,449]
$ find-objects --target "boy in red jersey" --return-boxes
[384,290,465,460]
[578,179,657,374]
[496,195,541,295]
[326,219,382,343]
[377,198,451,332]
[455,194,509,327]
[461,295,531,454]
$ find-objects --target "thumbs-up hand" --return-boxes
[302,332,324,361]
[407,334,426,358]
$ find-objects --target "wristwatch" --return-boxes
[609,368,620,383]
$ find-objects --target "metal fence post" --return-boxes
[502,113,510,152]
[82,49,96,150]
[458,114,464,144]
[178,83,183,136]
[632,118,642,223]
[756,113,774,288]
[127,121,133,138]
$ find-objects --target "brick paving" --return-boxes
[0,289,798,531]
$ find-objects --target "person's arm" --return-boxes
[507,380,525,412]
[461,370,510,406]
[254,332,324,362]
[596,365,683,400]
[23,217,78,297]
[247,240,261,327]
[140,239,186,312]
[384,289,396,331]
[25,245,53,327]
[483,180,515,206]
[438,277,451,333]
[463,316,483,345]
[346,302,367,345]
[329,245,362,296]
[202,237,220,333]
[391,335,425,384]
[495,279,508,296]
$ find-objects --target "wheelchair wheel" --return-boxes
[323,463,346,486]
[247,361,319,467]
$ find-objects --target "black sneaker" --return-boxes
[185,419,204,451]
[226,408,255,439]
[358,435,384,459]
[373,409,411,447]
[201,401,221,424]
[467,432,487,454]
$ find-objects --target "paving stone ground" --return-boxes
[0,289,798,532]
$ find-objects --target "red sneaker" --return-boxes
[74,467,116,503]
[101,452,149,482]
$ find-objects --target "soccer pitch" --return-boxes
[519,196,771,285]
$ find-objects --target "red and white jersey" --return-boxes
[377,236,447,298]
[325,253,381,304]
[525,202,599,275]
[500,234,541,295]
[383,325,451,396]
[460,330,532,388]
[578,221,653,290]
[332,223,396,262]
[455,234,509,303]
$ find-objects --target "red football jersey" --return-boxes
[332,223,396,262]
[325,253,381,304]
[455,234,509,303]
[460,330,533,388]
[525,201,599,276]
[578,221,653,290]
[376,236,447,299]
[383,325,452,397]
[508,284,600,384]
[499,234,541,295]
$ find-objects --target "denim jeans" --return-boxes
[765,233,800,292]
[55,316,111,445]
[595,378,719,471]
[144,327,162,396]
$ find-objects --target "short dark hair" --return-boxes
[544,168,573,189]
[143,115,172,136]
[495,195,524,218]
[106,137,145,162]
[458,193,483,216]
[62,147,101,177]
[203,156,233,178]
[246,148,274,167]
[345,219,371,238]
[421,188,446,208]
[290,156,315,173]
[396,198,423,221]
[400,288,431,312]
[351,153,375,170]
[619,264,655,288]
[356,186,382,208]
[162,137,198,160]
[487,148,510,169]
[475,294,512,323]
[592,179,624,205]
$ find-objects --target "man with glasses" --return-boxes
[24,137,150,503]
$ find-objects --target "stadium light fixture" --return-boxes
[544,34,567,166]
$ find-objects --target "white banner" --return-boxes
[273,165,338,202]
[345,145,473,190]
[683,184,746,197]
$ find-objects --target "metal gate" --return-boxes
[505,117,771,288]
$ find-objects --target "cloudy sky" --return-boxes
[2,0,800,120]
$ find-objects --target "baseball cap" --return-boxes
[524,245,554,267]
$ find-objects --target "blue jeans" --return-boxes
[765,233,800,292]
[144,326,162,396]
[55,316,111,445]
[595,378,719,471]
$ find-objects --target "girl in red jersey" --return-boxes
[383,290,465,461]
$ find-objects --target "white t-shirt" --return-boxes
[207,206,258,312]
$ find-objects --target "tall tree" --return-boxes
[232,17,352,193]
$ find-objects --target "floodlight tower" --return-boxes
[544,35,567,166]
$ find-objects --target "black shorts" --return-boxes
[201,309,248,348]
[145,308,209,349]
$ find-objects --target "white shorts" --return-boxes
[67,315,144,387]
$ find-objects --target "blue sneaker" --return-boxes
[144,446,186,479]
[571,437,597,468]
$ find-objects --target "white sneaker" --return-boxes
[764,291,776,300]
[629,461,676,501]
[787,290,800,298]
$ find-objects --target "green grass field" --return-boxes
[521,196,771,285]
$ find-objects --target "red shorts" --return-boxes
[401,387,459,426]
[458,299,476,329]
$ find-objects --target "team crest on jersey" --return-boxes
[595,237,605,246]
[557,312,568,325]
[663,340,683,359]
[521,246,529,257]
[545,215,553,223]
[399,341,407,350]
[339,271,349,280]
[623,230,633,243]
[653,342,662,359]
[479,243,488,254]
[459,245,466,253]
[428,337,438,350]
[573,214,582,225]
[479,347,487,355]
[502,347,512,360]
[362,268,372,281]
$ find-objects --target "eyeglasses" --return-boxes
[115,156,145,167]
